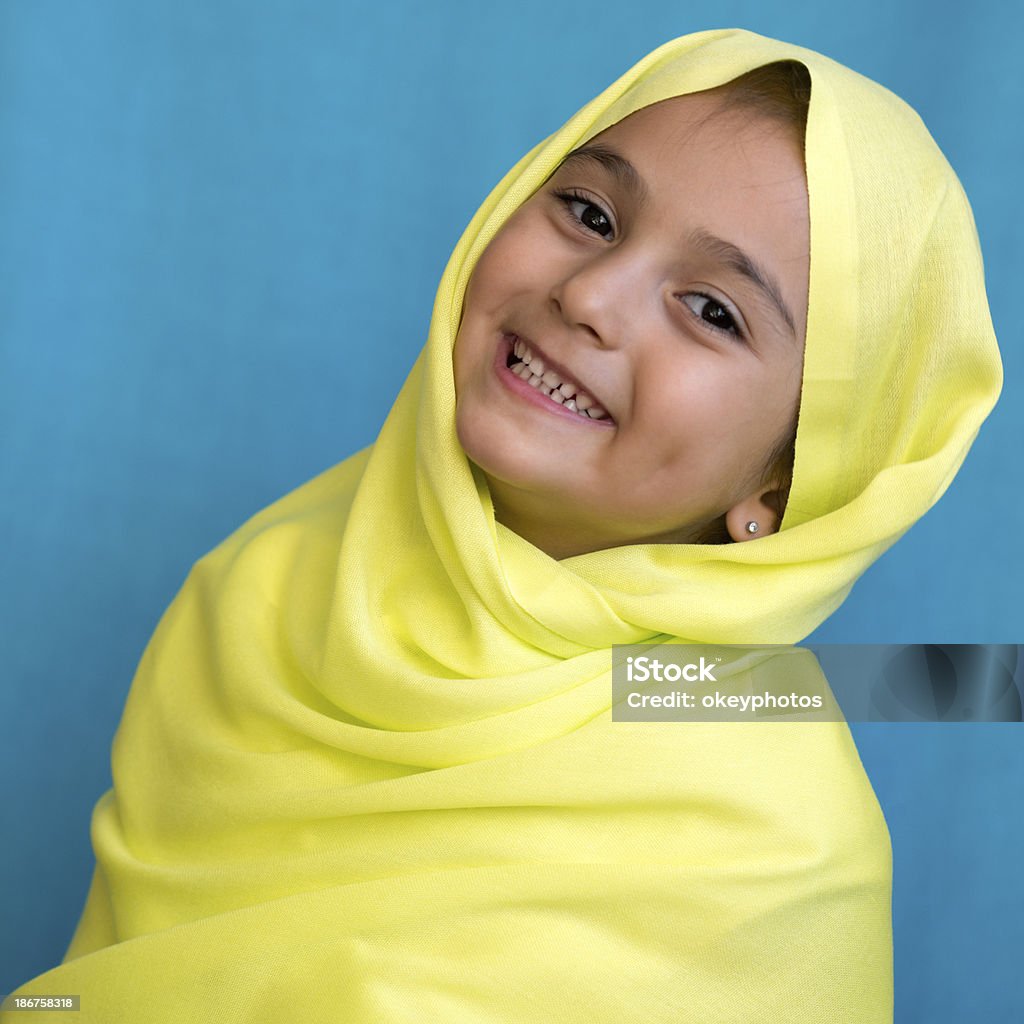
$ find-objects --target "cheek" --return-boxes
[451,333,469,397]
[466,212,536,291]
[626,360,789,485]
[469,208,561,302]
[452,266,503,392]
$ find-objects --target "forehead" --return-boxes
[584,90,805,181]
[600,90,732,139]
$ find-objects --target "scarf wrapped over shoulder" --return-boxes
[8,28,1001,1023]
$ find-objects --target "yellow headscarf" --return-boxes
[8,28,1000,1023]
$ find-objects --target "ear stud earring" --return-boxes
[745,521,759,535]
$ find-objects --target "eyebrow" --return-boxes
[558,145,650,207]
[686,229,797,337]
[556,144,798,338]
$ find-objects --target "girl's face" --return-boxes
[453,90,809,560]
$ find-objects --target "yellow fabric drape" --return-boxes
[7,28,1001,1022]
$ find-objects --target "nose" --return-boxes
[548,248,649,348]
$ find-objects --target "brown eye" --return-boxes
[679,293,744,341]
[553,190,615,239]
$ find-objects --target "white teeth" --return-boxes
[510,337,610,423]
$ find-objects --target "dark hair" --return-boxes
[716,60,812,133]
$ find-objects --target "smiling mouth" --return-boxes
[504,336,612,423]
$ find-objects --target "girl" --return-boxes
[6,27,1001,1023]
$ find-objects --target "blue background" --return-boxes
[2,1,1021,1016]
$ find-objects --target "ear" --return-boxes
[724,486,787,543]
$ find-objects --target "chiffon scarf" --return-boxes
[8,28,1001,1023]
